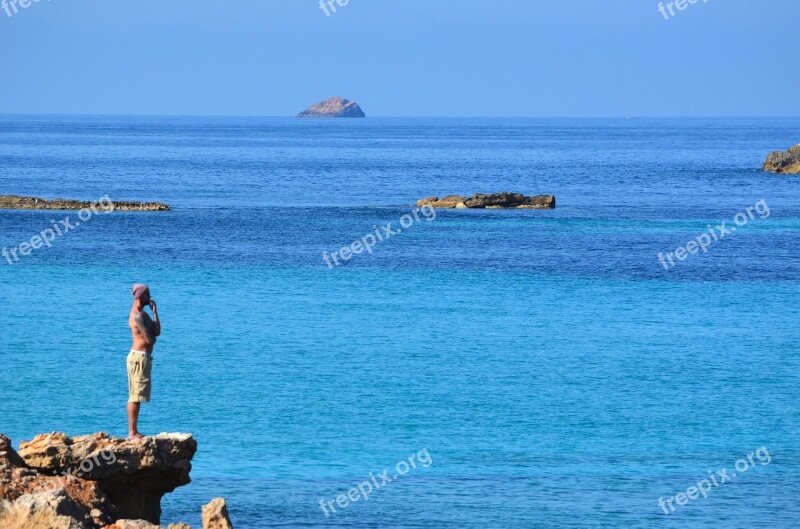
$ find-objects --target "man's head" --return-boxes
[132,284,151,305]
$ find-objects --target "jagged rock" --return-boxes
[416,195,468,209]
[418,192,556,209]
[0,488,91,529]
[763,144,800,174]
[464,192,528,208]
[1,435,114,529]
[297,96,365,118]
[518,194,556,208]
[201,498,233,529]
[18,433,196,526]
[0,195,170,211]
[0,485,112,529]
[3,433,229,529]
[0,434,25,468]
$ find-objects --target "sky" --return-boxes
[0,0,797,117]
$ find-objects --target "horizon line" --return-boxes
[1,112,799,120]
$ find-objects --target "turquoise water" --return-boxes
[1,117,799,528]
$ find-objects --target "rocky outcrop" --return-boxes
[416,195,469,209]
[18,433,195,525]
[201,499,233,529]
[417,192,555,209]
[763,144,800,174]
[297,96,365,118]
[0,487,107,529]
[1,432,231,529]
[0,433,25,467]
[0,195,171,211]
[0,434,115,529]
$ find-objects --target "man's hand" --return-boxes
[149,300,161,337]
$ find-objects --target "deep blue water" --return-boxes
[1,116,799,528]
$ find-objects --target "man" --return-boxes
[127,284,161,439]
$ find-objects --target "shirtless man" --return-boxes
[127,284,161,439]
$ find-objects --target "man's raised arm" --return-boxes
[149,300,161,337]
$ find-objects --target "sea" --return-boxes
[1,116,798,528]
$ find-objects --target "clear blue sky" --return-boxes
[1,0,797,117]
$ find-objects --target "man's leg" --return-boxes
[126,352,150,439]
[127,401,143,438]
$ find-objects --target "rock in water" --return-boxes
[417,192,555,209]
[201,498,233,529]
[297,96,366,118]
[464,192,529,208]
[416,195,469,209]
[0,195,170,211]
[518,194,557,209]
[763,144,800,174]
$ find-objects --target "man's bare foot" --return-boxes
[127,432,145,440]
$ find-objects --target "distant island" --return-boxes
[297,96,366,118]
[763,144,800,174]
[0,195,170,211]
[418,192,556,209]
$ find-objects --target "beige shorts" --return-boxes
[127,350,152,403]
